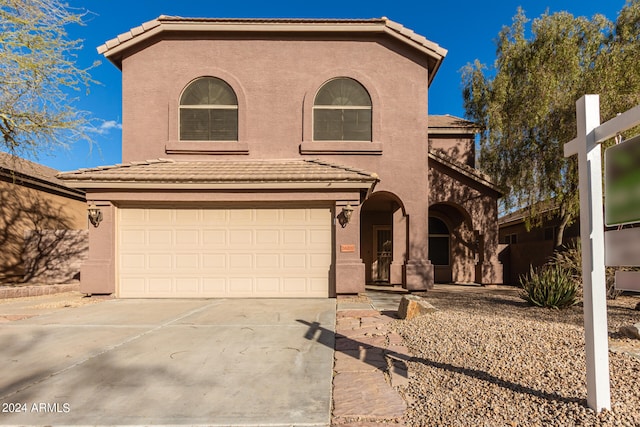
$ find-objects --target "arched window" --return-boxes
[180,77,238,141]
[428,217,450,266]
[313,78,372,141]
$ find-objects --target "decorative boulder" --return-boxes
[398,295,436,320]
[619,323,640,340]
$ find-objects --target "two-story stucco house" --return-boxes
[59,17,503,298]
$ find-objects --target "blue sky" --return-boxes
[37,0,626,171]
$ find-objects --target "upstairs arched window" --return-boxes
[313,78,372,141]
[180,77,238,141]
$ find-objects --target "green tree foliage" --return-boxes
[0,0,97,157]
[463,1,640,247]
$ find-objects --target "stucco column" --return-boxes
[334,202,366,295]
[390,208,406,285]
[479,233,503,285]
[477,201,503,286]
[80,201,116,295]
[405,201,434,290]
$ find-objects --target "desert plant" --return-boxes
[519,264,580,309]
[550,239,629,299]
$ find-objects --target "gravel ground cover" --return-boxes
[393,286,640,427]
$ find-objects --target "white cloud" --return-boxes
[86,119,123,135]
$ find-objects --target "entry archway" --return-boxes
[429,203,476,283]
[360,192,406,285]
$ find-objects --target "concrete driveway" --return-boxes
[0,297,336,426]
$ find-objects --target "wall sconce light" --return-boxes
[337,203,354,228]
[88,202,103,228]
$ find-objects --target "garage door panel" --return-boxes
[255,229,279,245]
[229,277,254,293]
[176,229,199,245]
[283,278,307,293]
[202,254,226,269]
[148,277,172,294]
[148,229,172,245]
[229,209,253,223]
[283,253,306,269]
[121,253,145,269]
[203,229,226,245]
[310,229,331,245]
[256,253,280,268]
[175,253,199,269]
[203,278,226,293]
[229,229,252,245]
[229,253,253,269]
[119,207,331,298]
[121,208,146,223]
[256,277,280,293]
[121,229,145,246]
[310,253,331,268]
[310,278,328,293]
[121,277,146,294]
[148,209,173,224]
[255,209,279,222]
[203,210,226,222]
[283,229,306,245]
[283,209,307,224]
[176,209,199,223]
[175,278,199,293]
[148,254,172,269]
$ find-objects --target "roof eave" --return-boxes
[428,151,503,196]
[0,169,86,200]
[98,18,447,76]
[60,180,377,191]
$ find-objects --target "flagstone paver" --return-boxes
[332,295,409,426]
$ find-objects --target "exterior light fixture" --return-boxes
[338,203,354,228]
[88,202,103,228]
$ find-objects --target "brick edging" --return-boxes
[0,283,80,299]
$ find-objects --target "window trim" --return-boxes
[178,76,239,143]
[301,74,381,153]
[312,78,372,142]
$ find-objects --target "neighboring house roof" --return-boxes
[428,148,502,196]
[0,152,85,200]
[97,16,447,85]
[57,158,379,190]
[428,115,480,135]
[498,200,559,226]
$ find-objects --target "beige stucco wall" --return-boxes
[0,180,87,282]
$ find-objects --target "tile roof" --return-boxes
[428,148,502,195]
[429,115,479,131]
[57,158,379,189]
[97,16,447,84]
[0,151,85,199]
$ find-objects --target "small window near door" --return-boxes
[429,217,450,266]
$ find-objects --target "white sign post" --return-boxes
[563,94,611,412]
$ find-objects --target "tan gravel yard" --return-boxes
[393,286,640,426]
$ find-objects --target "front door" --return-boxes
[372,226,392,282]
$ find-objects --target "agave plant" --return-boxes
[519,264,580,309]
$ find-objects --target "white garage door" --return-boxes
[118,207,332,298]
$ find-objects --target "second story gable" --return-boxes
[98,17,447,164]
